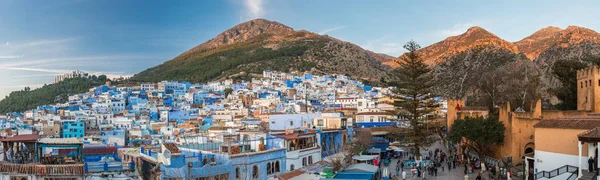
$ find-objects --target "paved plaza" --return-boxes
[381,140,495,180]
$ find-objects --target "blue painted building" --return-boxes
[61,120,85,138]
[160,145,235,179]
[354,122,397,128]
[319,129,346,158]
[228,137,287,180]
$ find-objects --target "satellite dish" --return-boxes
[163,149,171,159]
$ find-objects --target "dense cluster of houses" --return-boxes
[0,70,409,180]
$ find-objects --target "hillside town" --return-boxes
[0,70,433,180]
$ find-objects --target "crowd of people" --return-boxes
[380,142,510,180]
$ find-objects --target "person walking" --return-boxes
[400,162,404,172]
[476,173,482,180]
[402,171,406,180]
[464,164,468,174]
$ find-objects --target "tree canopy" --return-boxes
[0,77,103,113]
[448,116,505,157]
[550,59,587,110]
[391,40,439,159]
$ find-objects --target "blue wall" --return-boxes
[62,120,85,138]
[231,149,287,180]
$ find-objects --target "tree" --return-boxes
[391,40,439,159]
[223,88,234,98]
[341,129,372,165]
[551,59,586,110]
[448,116,505,158]
[98,75,107,82]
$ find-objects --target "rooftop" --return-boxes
[38,138,83,144]
[0,134,40,142]
[534,118,600,129]
[579,127,600,142]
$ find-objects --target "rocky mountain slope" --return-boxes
[388,26,520,67]
[131,19,392,84]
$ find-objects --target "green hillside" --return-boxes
[0,77,104,113]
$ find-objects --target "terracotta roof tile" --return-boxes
[278,169,305,180]
[534,118,600,129]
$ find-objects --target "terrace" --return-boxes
[0,136,86,177]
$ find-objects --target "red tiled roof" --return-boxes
[579,127,600,142]
[0,134,40,142]
[84,146,118,155]
[278,169,305,180]
[163,143,180,153]
[534,119,600,129]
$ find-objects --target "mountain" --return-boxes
[519,26,600,89]
[131,19,392,84]
[388,26,520,67]
[516,26,600,61]
[514,26,564,60]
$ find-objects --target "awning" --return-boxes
[352,155,377,161]
[578,127,600,142]
[344,163,379,173]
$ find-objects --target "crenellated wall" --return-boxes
[493,100,589,165]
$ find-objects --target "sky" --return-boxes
[0,0,599,98]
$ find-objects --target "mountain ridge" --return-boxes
[131,19,393,84]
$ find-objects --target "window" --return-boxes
[317,120,324,127]
[290,121,293,126]
[267,162,272,175]
[290,164,295,171]
[275,161,280,173]
[252,165,259,180]
[308,156,313,165]
[302,157,307,166]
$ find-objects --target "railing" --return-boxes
[592,172,598,180]
[535,165,578,179]
[85,161,134,173]
[567,172,579,180]
[0,162,84,175]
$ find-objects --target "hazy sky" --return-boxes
[0,0,599,98]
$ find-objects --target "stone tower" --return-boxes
[577,66,600,112]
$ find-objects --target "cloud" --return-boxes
[243,0,265,19]
[0,55,23,59]
[0,55,152,68]
[319,26,346,35]
[16,37,80,48]
[0,67,71,74]
[0,84,46,88]
[437,23,475,37]
[0,67,133,79]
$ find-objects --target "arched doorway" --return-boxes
[525,147,533,154]
[524,143,535,180]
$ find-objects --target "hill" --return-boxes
[0,77,104,113]
[131,19,393,84]
[387,26,520,67]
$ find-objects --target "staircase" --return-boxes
[534,165,578,179]
[580,171,595,180]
